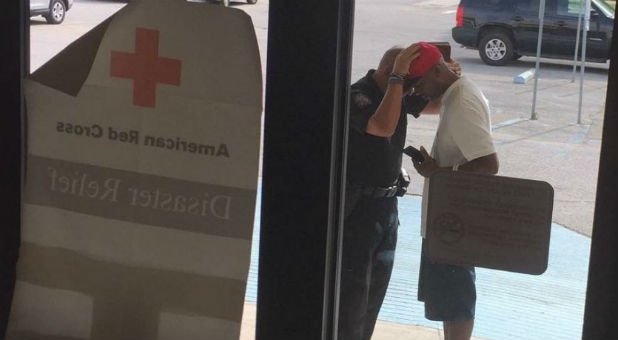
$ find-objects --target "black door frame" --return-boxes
[1,1,616,339]
[582,14,618,340]
[0,0,27,336]
[257,0,354,338]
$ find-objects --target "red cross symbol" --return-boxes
[110,27,182,108]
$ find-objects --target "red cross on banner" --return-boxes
[110,27,182,108]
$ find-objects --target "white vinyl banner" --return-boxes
[8,0,261,338]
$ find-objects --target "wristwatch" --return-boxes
[388,73,405,84]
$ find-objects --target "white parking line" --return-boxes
[442,9,456,14]
[492,118,528,130]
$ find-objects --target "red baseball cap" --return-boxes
[408,42,443,78]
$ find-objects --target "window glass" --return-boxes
[338,0,609,339]
[557,0,585,16]
[594,0,615,18]
[516,0,541,13]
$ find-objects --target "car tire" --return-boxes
[247,0,257,3]
[478,30,514,66]
[44,0,66,24]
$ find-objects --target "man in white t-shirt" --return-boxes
[407,42,499,340]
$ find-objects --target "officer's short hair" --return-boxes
[378,46,403,72]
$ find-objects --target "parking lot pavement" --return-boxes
[29,0,128,71]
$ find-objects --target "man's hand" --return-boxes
[412,146,439,178]
[392,44,421,76]
[446,59,462,76]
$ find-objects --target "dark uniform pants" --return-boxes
[338,194,398,340]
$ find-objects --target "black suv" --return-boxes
[452,0,614,65]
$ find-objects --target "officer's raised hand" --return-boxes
[365,44,421,137]
[392,44,422,76]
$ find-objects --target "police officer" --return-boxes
[338,44,427,340]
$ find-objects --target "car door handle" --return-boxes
[513,16,523,21]
[555,20,566,27]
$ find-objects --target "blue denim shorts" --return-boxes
[417,242,476,321]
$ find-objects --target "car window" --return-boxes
[557,0,584,16]
[516,0,541,13]
[557,0,615,18]
[593,0,615,18]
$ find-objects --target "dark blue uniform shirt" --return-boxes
[347,70,428,187]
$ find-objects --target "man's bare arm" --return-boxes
[458,153,499,175]
[413,147,499,177]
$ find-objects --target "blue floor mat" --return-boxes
[245,194,590,340]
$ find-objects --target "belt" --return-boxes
[349,183,400,199]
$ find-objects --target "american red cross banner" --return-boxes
[7,0,261,338]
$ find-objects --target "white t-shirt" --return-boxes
[420,76,496,237]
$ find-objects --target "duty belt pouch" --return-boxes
[396,167,410,197]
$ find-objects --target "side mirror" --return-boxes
[590,9,599,18]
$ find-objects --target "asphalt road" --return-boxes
[29,0,609,235]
